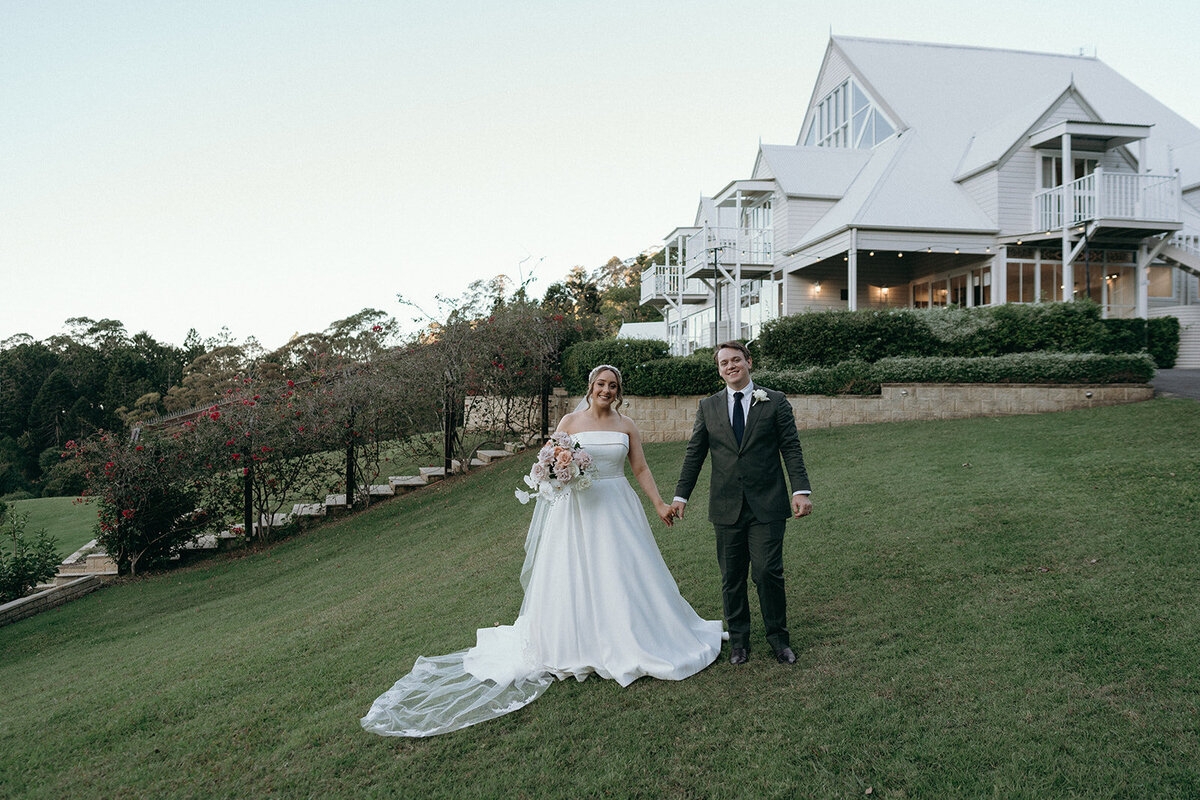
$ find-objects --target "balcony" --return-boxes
[1034,169,1180,232]
[639,265,710,307]
[683,226,774,279]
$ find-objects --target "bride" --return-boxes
[361,364,724,737]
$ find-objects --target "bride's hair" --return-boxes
[584,364,623,412]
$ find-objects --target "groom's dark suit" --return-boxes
[674,385,810,652]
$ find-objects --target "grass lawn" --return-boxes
[1,399,1197,798]
[4,496,97,556]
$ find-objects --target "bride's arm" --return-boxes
[624,420,675,526]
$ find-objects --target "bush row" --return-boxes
[752,352,1154,396]
[561,339,670,394]
[758,303,1179,368]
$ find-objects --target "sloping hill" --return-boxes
[1,400,1198,798]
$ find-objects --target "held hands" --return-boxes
[669,500,687,521]
[792,494,813,519]
[655,502,677,527]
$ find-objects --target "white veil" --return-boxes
[360,498,556,738]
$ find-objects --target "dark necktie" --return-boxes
[733,391,745,446]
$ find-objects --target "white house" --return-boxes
[641,36,1200,366]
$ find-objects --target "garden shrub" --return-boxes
[562,339,669,394]
[756,301,1150,367]
[626,355,723,397]
[754,362,879,396]
[871,352,1155,385]
[1146,316,1180,368]
[1,511,61,603]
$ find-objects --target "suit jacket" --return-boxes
[674,386,810,525]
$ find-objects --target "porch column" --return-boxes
[1061,133,1074,301]
[1136,243,1150,319]
[847,228,859,311]
[670,237,684,356]
[991,247,1007,305]
[734,190,743,339]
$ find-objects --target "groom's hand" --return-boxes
[670,500,687,520]
[792,494,812,518]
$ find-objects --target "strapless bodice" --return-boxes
[571,430,628,479]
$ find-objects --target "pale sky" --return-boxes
[4,0,1200,349]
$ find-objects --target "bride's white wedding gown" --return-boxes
[361,430,724,737]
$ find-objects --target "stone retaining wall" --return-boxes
[559,384,1153,442]
[0,576,102,628]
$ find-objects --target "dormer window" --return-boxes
[804,77,895,149]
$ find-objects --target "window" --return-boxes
[1149,265,1174,297]
[1041,156,1099,189]
[1007,261,1036,303]
[971,267,992,306]
[804,78,896,149]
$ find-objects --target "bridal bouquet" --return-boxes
[515,432,594,505]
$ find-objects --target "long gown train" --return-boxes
[361,431,724,737]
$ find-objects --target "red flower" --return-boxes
[122,509,135,519]
[135,445,144,451]
[287,380,295,387]
[372,325,383,332]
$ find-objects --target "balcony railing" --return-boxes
[684,225,773,274]
[1034,169,1180,231]
[639,265,710,306]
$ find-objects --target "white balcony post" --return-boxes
[847,228,859,311]
[1094,166,1105,219]
[1136,242,1150,319]
[1061,133,1073,301]
[734,191,743,339]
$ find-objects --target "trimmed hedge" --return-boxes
[626,354,724,397]
[1146,317,1180,369]
[561,339,669,394]
[753,362,879,396]
[871,352,1156,385]
[758,302,1179,368]
[745,353,1152,397]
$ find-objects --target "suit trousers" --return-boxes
[713,497,788,652]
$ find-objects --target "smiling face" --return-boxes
[587,367,622,412]
[716,347,752,391]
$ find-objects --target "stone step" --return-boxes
[476,449,512,464]
[419,467,446,483]
[292,503,326,517]
[389,476,427,492]
[368,484,395,498]
[56,551,118,579]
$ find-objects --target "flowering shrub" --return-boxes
[66,433,213,576]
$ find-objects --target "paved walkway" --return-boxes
[1152,369,1200,400]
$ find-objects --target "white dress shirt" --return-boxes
[674,381,810,503]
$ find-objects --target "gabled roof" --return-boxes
[788,36,1200,248]
[755,145,871,198]
[830,35,1200,182]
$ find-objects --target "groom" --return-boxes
[671,341,812,665]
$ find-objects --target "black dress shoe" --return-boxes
[774,647,797,665]
[729,647,749,665]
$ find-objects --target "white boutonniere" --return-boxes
[751,388,769,405]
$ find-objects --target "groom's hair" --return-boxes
[714,341,752,366]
